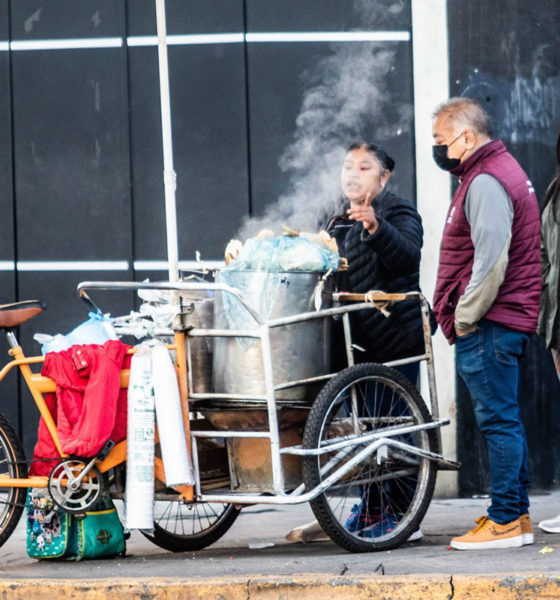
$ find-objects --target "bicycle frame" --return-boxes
[0,328,194,501]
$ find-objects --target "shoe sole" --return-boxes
[522,533,534,545]
[538,525,560,534]
[450,534,523,550]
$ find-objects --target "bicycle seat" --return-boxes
[0,300,45,328]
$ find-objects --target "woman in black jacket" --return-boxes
[328,141,429,379]
[286,142,432,543]
[331,143,430,538]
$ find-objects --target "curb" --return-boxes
[1,574,560,599]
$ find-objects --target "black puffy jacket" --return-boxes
[328,190,433,362]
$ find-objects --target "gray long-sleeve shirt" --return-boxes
[454,173,513,333]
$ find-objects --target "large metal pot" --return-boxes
[181,290,214,394]
[212,270,331,404]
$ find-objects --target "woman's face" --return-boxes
[340,147,391,205]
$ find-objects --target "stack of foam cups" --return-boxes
[125,348,156,530]
[125,342,194,531]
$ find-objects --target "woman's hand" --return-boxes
[347,192,379,234]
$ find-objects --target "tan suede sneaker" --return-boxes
[520,514,534,545]
[450,516,523,550]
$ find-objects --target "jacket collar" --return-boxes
[450,138,506,178]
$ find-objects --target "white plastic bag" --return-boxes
[34,312,118,355]
[66,312,117,346]
[151,342,194,487]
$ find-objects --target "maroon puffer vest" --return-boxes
[433,139,541,343]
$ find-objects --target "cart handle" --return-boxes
[333,291,421,303]
[77,280,264,325]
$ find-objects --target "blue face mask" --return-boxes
[432,131,465,172]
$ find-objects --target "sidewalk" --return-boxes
[0,490,558,598]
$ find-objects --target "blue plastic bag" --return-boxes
[218,235,338,350]
[226,235,339,273]
[37,312,117,355]
[66,312,115,347]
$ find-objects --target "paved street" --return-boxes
[1,490,558,581]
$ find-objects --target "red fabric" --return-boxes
[29,340,131,476]
[433,139,541,343]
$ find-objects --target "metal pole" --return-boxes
[155,0,179,284]
[260,326,285,495]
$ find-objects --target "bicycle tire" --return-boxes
[302,363,437,552]
[141,501,240,552]
[0,412,27,548]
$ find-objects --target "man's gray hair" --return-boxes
[433,97,492,137]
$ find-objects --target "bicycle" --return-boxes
[0,297,238,553]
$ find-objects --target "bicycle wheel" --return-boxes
[0,412,27,548]
[302,363,437,552]
[141,499,240,552]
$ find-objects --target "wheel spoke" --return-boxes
[145,500,240,552]
[303,363,437,552]
[0,415,27,548]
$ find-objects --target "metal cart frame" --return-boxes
[77,280,459,508]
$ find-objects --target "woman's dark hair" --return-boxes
[347,141,395,172]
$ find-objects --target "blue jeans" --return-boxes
[455,319,529,524]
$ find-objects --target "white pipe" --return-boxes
[155,0,179,285]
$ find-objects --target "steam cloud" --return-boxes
[238,0,411,240]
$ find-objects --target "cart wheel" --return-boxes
[0,412,27,548]
[302,363,437,552]
[141,500,241,552]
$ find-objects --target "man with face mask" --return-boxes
[431,97,541,550]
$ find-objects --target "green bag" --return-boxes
[26,489,71,559]
[26,489,126,561]
[69,504,126,560]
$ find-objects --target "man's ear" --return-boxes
[463,129,476,150]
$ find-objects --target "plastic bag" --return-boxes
[151,341,194,486]
[218,236,337,350]
[66,312,117,346]
[34,312,118,355]
[226,235,339,273]
[33,333,70,355]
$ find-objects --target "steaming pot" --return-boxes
[212,270,331,404]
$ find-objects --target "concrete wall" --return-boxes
[447,0,560,494]
[0,0,419,455]
[0,0,558,497]
[411,0,457,498]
